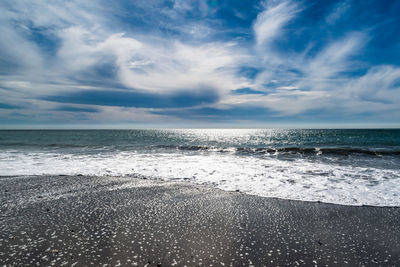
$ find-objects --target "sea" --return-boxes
[1,129,399,206]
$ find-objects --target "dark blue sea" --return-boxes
[1,129,399,206]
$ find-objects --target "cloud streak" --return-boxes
[253,0,299,46]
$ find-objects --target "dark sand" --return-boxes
[1,175,399,266]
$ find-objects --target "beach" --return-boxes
[1,175,399,266]
[1,0,400,264]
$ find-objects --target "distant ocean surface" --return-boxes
[1,129,400,206]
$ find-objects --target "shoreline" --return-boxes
[1,175,399,266]
[2,174,400,208]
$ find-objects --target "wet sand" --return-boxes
[1,175,399,266]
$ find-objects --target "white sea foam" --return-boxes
[1,150,399,206]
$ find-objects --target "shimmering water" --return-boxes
[1,129,400,206]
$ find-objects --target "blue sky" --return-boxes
[0,0,400,128]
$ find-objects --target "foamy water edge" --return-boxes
[1,150,399,207]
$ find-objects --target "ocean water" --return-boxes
[1,129,400,206]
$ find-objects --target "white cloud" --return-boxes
[4,0,105,28]
[56,26,249,94]
[253,0,299,46]
[57,27,142,72]
[220,90,329,116]
[248,28,368,115]
[119,41,249,93]
[326,0,351,25]
[240,64,400,117]
[304,32,365,82]
[276,86,298,90]
[344,65,400,104]
[0,0,250,101]
[0,23,44,72]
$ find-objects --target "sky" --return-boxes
[0,0,400,128]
